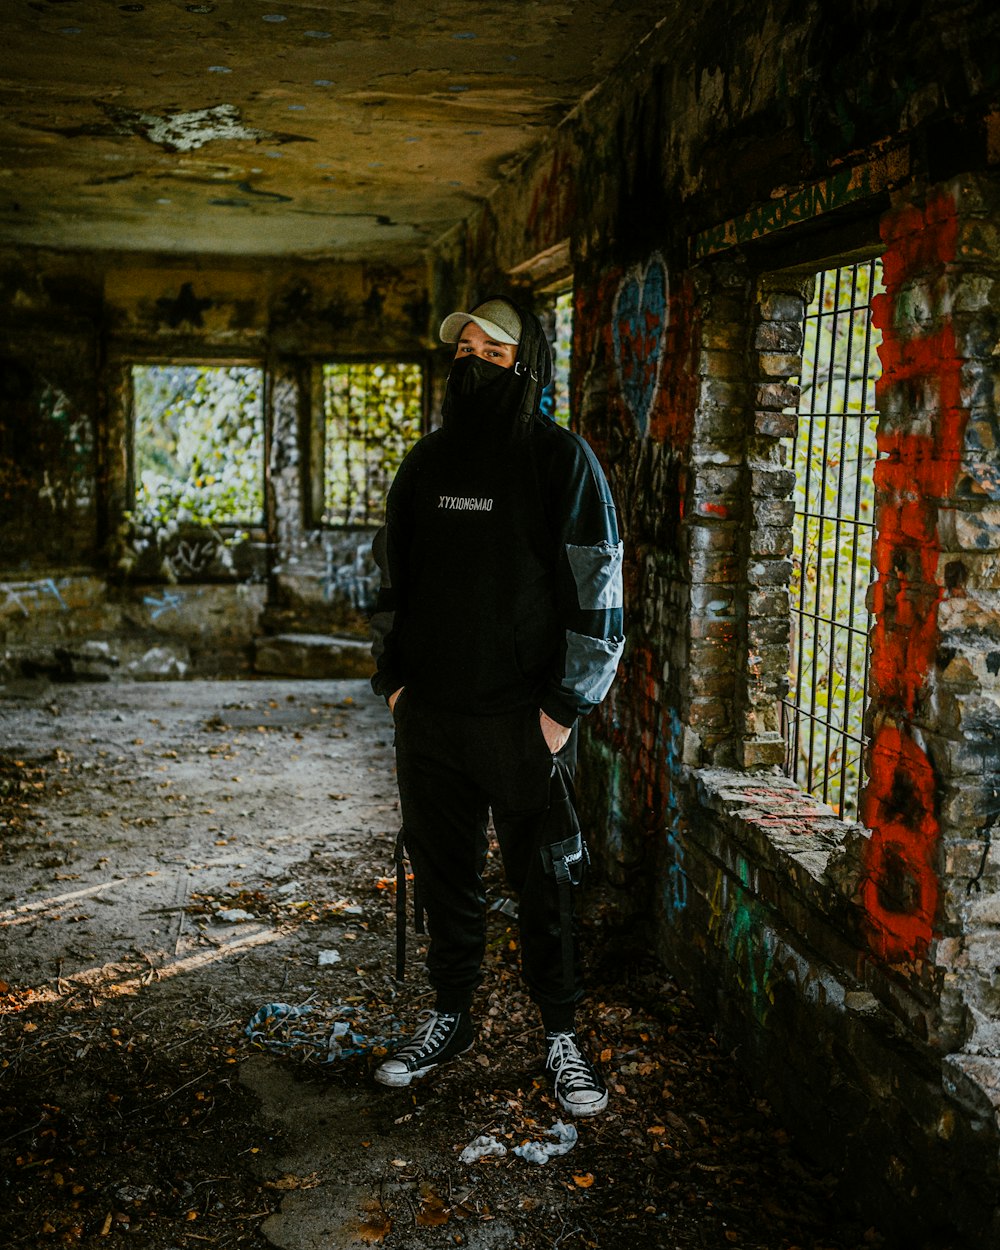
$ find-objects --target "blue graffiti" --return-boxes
[539,381,555,422]
[0,578,68,617]
[663,829,689,922]
[662,704,688,923]
[612,255,669,438]
[144,590,184,621]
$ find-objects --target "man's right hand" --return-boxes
[388,687,404,713]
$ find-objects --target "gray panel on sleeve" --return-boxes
[564,629,625,706]
[565,541,624,611]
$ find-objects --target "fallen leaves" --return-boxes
[415,1186,450,1227]
[353,1198,392,1244]
[263,1172,321,1192]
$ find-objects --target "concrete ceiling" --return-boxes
[2,0,666,263]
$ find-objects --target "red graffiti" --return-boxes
[860,726,940,961]
[651,274,698,450]
[861,189,965,961]
[588,266,697,451]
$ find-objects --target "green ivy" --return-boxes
[132,364,264,531]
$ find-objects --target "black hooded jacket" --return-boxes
[370,301,624,727]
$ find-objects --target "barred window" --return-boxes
[783,260,884,820]
[321,362,423,527]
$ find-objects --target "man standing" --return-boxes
[370,296,624,1116]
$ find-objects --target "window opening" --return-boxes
[782,259,883,820]
[321,361,423,527]
[132,364,264,529]
[540,288,573,429]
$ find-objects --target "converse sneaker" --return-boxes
[544,1031,609,1116]
[374,1010,474,1087]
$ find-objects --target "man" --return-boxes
[370,296,624,1116]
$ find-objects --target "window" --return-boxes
[132,364,264,529]
[321,361,423,527]
[783,260,884,820]
[540,288,573,429]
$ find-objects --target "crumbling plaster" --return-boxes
[0,0,669,260]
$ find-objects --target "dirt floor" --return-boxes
[0,677,906,1250]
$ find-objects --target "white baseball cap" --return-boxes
[439,298,522,345]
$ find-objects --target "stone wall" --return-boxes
[0,251,432,678]
[568,175,1000,1243]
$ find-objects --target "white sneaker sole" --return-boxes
[556,1090,609,1116]
[374,1041,474,1088]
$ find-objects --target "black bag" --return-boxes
[393,826,424,982]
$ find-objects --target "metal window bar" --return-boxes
[322,362,423,527]
[782,259,883,820]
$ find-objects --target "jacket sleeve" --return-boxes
[369,452,413,702]
[540,433,625,727]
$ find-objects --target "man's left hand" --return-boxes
[539,709,572,755]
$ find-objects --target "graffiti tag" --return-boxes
[612,255,669,438]
[0,579,68,619]
[143,591,184,622]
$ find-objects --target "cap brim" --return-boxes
[439,311,519,345]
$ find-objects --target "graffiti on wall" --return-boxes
[322,538,380,613]
[707,857,778,1024]
[612,254,669,438]
[691,830,852,1026]
[573,258,696,896]
[124,523,251,584]
[861,188,966,962]
[144,590,184,622]
[0,578,68,619]
[692,150,911,261]
[662,704,688,925]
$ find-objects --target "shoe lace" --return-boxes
[397,1010,456,1060]
[546,1032,595,1090]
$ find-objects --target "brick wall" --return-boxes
[570,175,1000,1246]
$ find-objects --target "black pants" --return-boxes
[393,692,581,1029]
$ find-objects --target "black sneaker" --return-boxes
[374,1010,474,1087]
[544,1031,609,1116]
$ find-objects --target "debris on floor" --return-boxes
[0,679,897,1250]
[512,1119,578,1163]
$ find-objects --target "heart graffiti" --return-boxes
[612,256,669,438]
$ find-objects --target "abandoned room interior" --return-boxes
[2,1,1000,1247]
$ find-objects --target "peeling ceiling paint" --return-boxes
[0,0,669,261]
[99,104,310,155]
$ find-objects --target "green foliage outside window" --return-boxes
[322,362,423,527]
[132,364,264,532]
[552,290,573,429]
[786,261,884,820]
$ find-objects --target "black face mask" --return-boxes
[449,354,510,398]
[443,355,528,433]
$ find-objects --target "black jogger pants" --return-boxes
[393,691,581,1024]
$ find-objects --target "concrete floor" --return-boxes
[0,678,882,1250]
